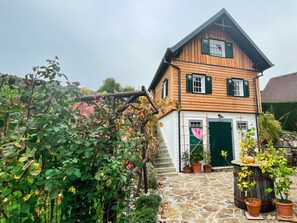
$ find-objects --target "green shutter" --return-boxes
[227,78,234,96]
[205,76,212,94]
[201,39,209,55]
[186,74,193,92]
[244,80,250,97]
[225,42,233,58]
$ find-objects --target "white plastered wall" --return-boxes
[160,110,257,171]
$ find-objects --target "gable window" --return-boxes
[209,39,225,57]
[227,78,249,97]
[186,74,212,94]
[236,121,248,130]
[202,38,233,58]
[162,79,168,98]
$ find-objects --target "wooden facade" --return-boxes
[154,25,262,116]
[176,26,254,70]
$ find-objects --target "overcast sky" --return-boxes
[1,1,297,91]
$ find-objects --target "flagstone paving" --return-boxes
[158,171,297,223]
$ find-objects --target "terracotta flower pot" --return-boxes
[275,200,294,219]
[191,162,202,173]
[203,164,212,173]
[245,198,261,217]
[183,166,192,173]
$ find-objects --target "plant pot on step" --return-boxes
[275,200,294,219]
[191,162,202,173]
[183,166,192,173]
[245,198,261,217]
[203,164,212,173]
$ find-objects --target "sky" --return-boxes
[1,1,297,91]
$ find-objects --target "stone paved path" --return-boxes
[158,171,297,223]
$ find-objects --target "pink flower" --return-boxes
[105,135,110,139]
[99,97,104,102]
[93,117,99,123]
[191,128,203,140]
[126,162,133,170]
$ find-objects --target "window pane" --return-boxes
[192,75,205,93]
[233,79,243,96]
[209,39,225,57]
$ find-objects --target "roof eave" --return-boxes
[148,48,172,90]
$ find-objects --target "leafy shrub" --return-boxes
[262,102,297,132]
[131,207,157,223]
[131,194,161,223]
[258,112,282,148]
[134,194,161,212]
[148,166,159,190]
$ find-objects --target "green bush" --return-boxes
[258,112,282,148]
[134,194,161,211]
[131,194,161,223]
[262,102,297,132]
[131,207,157,223]
[148,167,159,190]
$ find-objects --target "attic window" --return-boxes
[202,38,233,58]
[209,39,225,57]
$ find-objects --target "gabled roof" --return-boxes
[149,8,273,90]
[262,72,297,103]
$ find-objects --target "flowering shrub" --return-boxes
[0,59,158,222]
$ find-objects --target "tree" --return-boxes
[80,87,94,95]
[122,85,135,92]
[97,77,121,93]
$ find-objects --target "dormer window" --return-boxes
[202,38,233,58]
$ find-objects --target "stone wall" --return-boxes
[280,133,297,166]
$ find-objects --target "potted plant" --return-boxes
[257,142,296,219]
[203,150,212,173]
[222,150,261,217]
[237,163,261,217]
[181,150,192,173]
[191,152,203,173]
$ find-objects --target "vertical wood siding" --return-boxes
[176,26,254,70]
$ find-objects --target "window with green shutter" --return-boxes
[186,74,212,94]
[201,38,233,59]
[226,78,249,97]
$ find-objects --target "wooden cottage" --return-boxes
[149,8,273,172]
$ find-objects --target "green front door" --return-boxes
[209,121,233,167]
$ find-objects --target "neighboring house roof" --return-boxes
[149,8,273,90]
[262,72,297,103]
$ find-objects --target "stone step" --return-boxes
[158,172,179,177]
[212,166,233,172]
[156,162,174,168]
[156,157,172,163]
[157,149,170,155]
[155,167,177,173]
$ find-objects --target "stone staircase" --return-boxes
[155,130,178,177]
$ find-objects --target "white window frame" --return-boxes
[162,79,168,98]
[236,121,248,130]
[233,79,244,97]
[209,39,226,57]
[192,75,205,93]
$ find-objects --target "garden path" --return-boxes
[158,171,297,223]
